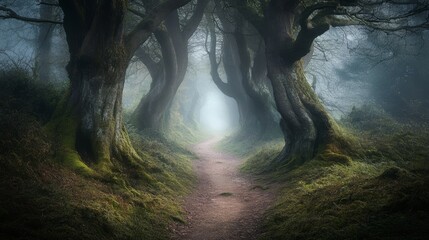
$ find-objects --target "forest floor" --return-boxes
[171,138,276,240]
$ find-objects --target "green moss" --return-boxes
[165,116,206,148]
[219,131,284,159]
[241,105,429,240]
[61,149,94,175]
[341,105,429,171]
[0,123,196,240]
[257,161,429,240]
[243,143,429,239]
[0,66,196,240]
[46,104,95,176]
[241,142,283,174]
[318,149,352,165]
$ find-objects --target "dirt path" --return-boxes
[171,138,275,240]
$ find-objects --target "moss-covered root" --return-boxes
[45,93,147,176]
[108,125,147,173]
[276,138,355,171]
[309,120,359,167]
[318,145,353,165]
[45,112,95,176]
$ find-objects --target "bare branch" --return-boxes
[39,1,59,7]
[0,5,62,24]
[182,0,210,40]
[125,0,191,56]
[205,13,234,97]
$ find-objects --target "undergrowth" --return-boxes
[0,69,196,240]
[242,105,429,240]
[218,128,284,158]
[165,110,206,147]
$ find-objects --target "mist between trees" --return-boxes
[1,1,429,239]
[2,0,429,168]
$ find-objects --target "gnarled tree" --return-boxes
[47,0,192,174]
[206,4,279,139]
[231,0,429,167]
[131,0,210,131]
[36,0,57,82]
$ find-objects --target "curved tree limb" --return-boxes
[135,47,161,79]
[125,0,191,56]
[182,0,210,40]
[205,13,234,97]
[0,5,62,24]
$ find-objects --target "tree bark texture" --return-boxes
[52,0,190,173]
[207,6,280,139]
[132,26,179,131]
[263,0,349,166]
[48,0,139,173]
[36,0,55,82]
[233,19,280,137]
[132,0,209,131]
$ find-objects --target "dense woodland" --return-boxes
[1,0,429,239]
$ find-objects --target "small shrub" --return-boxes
[0,68,56,170]
[342,104,400,133]
[0,67,63,122]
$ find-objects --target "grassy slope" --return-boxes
[0,70,196,240]
[218,129,284,159]
[241,106,429,240]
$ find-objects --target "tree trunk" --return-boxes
[206,9,271,139]
[233,20,279,137]
[50,0,140,174]
[267,57,335,166]
[67,55,138,168]
[132,0,209,131]
[50,48,140,174]
[50,0,192,174]
[222,36,260,134]
[263,1,350,167]
[250,50,280,137]
[131,22,182,131]
[36,0,55,82]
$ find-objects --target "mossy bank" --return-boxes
[242,105,429,240]
[0,69,196,240]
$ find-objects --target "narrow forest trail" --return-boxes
[171,138,275,240]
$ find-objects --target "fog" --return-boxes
[1,2,429,239]
[1,0,429,137]
[306,27,372,118]
[188,57,239,135]
[199,90,234,134]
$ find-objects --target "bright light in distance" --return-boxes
[199,91,232,134]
